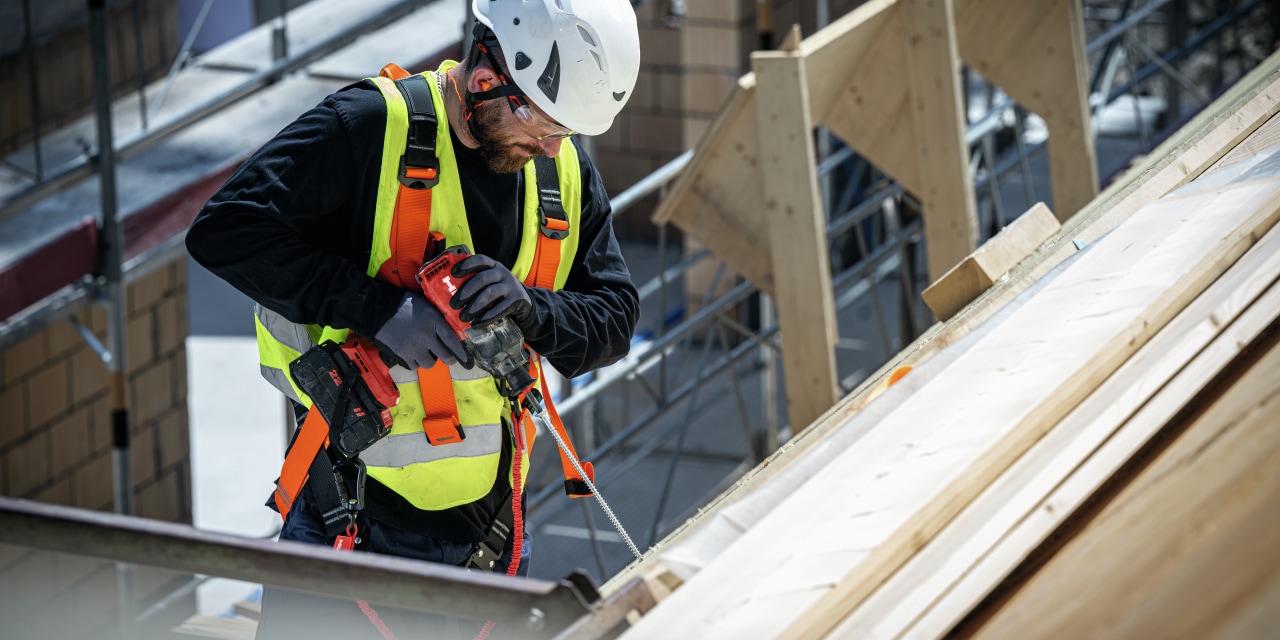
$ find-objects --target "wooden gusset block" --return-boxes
[921,202,1061,322]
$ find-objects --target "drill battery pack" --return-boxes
[289,338,398,458]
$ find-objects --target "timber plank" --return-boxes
[785,177,1280,640]
[622,176,1280,639]
[1205,109,1280,175]
[833,219,1280,638]
[607,25,1280,614]
[970,329,1280,639]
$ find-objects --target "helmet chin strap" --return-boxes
[463,21,532,138]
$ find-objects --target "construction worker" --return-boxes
[186,0,640,636]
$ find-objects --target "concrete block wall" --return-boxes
[0,256,194,637]
[0,258,192,522]
[0,0,177,155]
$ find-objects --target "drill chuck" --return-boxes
[465,318,534,397]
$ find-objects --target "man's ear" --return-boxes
[467,65,500,94]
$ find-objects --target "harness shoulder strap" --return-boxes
[376,73,444,288]
[524,155,570,289]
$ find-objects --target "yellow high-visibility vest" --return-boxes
[254,61,582,511]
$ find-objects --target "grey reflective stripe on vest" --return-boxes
[255,304,310,404]
[358,424,504,467]
[260,364,305,405]
[387,361,494,384]
[389,364,417,385]
[256,304,313,352]
[450,361,492,381]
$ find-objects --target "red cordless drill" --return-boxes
[416,246,644,559]
[415,246,536,398]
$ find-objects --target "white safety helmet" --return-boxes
[472,0,640,136]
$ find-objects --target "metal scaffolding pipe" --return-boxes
[0,0,431,222]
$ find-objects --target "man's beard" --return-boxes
[471,100,543,174]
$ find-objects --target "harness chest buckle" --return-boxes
[399,155,440,190]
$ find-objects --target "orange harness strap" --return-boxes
[273,407,329,519]
[521,356,595,498]
[373,68,461,446]
[525,156,570,290]
[419,361,464,445]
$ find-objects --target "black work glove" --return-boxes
[450,254,534,326]
[373,292,470,369]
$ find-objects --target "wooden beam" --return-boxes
[819,6,923,195]
[652,0,899,297]
[651,77,776,294]
[832,214,1280,639]
[956,0,1098,221]
[903,0,979,282]
[971,325,1280,640]
[922,202,1060,321]
[751,48,841,432]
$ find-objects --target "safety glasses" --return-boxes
[512,102,576,140]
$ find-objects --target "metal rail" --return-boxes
[0,497,618,639]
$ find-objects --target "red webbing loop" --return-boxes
[273,407,328,520]
[333,522,401,640]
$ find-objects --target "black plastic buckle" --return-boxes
[538,191,570,240]
[398,155,440,190]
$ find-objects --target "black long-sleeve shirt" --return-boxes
[187,80,638,379]
[186,79,638,542]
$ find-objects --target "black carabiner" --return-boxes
[332,457,367,514]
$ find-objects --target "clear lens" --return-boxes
[513,104,576,140]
